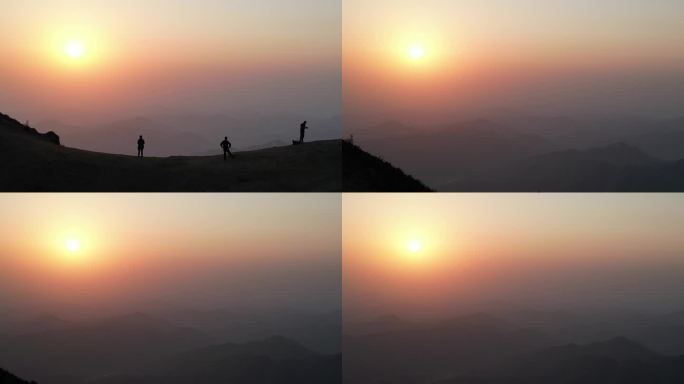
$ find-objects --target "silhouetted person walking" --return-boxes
[137,135,145,158]
[299,121,308,143]
[220,137,234,160]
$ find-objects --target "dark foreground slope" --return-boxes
[0,368,36,384]
[342,141,432,192]
[0,113,341,192]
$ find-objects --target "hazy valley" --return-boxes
[0,306,340,384]
[347,114,684,191]
[345,308,684,384]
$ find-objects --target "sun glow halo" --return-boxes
[407,239,422,253]
[45,29,109,70]
[64,40,86,59]
[65,238,81,253]
[408,45,425,61]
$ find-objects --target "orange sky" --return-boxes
[343,0,684,122]
[344,194,684,319]
[0,194,340,316]
[0,1,340,124]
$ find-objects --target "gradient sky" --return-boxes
[344,0,684,122]
[344,194,684,319]
[0,194,340,317]
[0,0,340,124]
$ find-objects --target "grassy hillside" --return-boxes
[0,113,341,192]
[342,141,432,192]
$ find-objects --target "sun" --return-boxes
[43,223,103,268]
[399,237,432,266]
[407,239,422,253]
[58,236,93,266]
[65,238,81,253]
[408,45,425,61]
[391,34,455,72]
[64,40,86,59]
[46,29,109,69]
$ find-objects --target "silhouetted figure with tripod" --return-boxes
[299,121,308,143]
[220,137,234,160]
[137,135,145,158]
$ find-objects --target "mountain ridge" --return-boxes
[0,111,341,192]
[342,140,432,191]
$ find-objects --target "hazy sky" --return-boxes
[0,0,340,124]
[0,194,340,317]
[344,0,684,122]
[344,194,684,319]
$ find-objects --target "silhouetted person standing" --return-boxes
[299,121,308,143]
[137,135,145,158]
[220,137,234,160]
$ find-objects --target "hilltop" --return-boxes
[0,113,341,192]
[342,141,432,192]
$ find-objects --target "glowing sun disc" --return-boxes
[64,40,86,59]
[65,238,81,252]
[408,45,425,60]
[407,239,422,253]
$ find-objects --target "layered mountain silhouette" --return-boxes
[343,314,415,336]
[342,140,432,191]
[349,116,684,191]
[442,142,684,191]
[86,336,340,384]
[0,112,341,191]
[345,312,684,384]
[344,313,551,384]
[429,338,684,384]
[165,307,340,354]
[501,338,684,384]
[0,314,71,336]
[0,311,340,384]
[157,336,339,384]
[355,119,553,186]
[0,313,212,382]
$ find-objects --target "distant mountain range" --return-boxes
[11,110,683,191]
[87,336,340,384]
[163,307,340,354]
[0,312,212,382]
[344,311,684,384]
[40,113,341,157]
[442,142,684,191]
[434,337,684,384]
[0,112,341,192]
[348,116,684,191]
[0,314,72,337]
[0,310,341,384]
[345,313,550,384]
